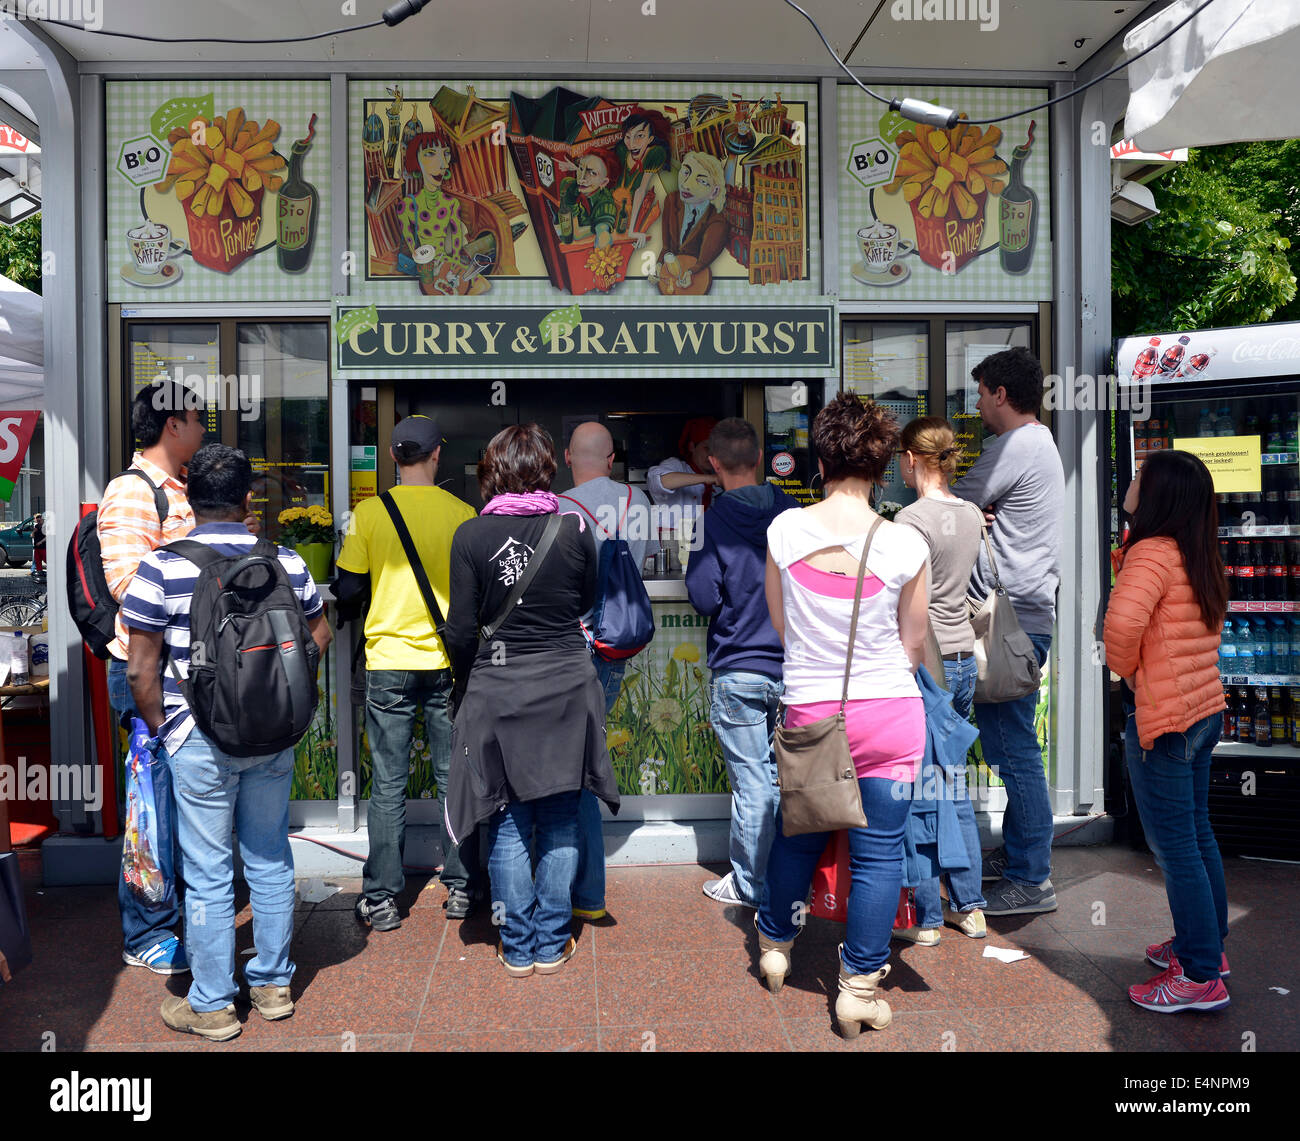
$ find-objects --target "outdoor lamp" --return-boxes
[1110,177,1160,226]
[0,177,38,226]
[382,0,431,25]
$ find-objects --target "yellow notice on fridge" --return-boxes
[1172,435,1261,493]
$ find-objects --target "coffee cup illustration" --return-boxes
[128,221,172,276]
[857,220,914,273]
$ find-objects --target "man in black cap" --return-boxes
[335,414,479,929]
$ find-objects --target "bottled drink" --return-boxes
[1237,617,1256,674]
[1264,470,1282,536]
[1254,687,1273,746]
[1132,337,1161,381]
[276,114,320,274]
[1235,539,1255,599]
[1178,348,1218,381]
[1133,419,1148,463]
[1287,410,1299,453]
[1272,616,1290,676]
[1268,413,1285,453]
[1252,616,1272,673]
[1219,538,1235,599]
[1214,405,1235,436]
[1271,686,1287,741]
[998,121,1038,275]
[1220,625,1238,677]
[1159,335,1191,377]
[1197,407,1215,438]
[1270,539,1287,601]
[1222,686,1238,740]
[1237,687,1254,742]
[1291,689,1300,746]
[1290,615,1300,674]
[1285,467,1300,528]
[1253,543,1268,597]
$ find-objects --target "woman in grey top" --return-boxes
[896,417,989,942]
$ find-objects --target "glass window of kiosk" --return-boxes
[839,315,1042,506]
[121,320,331,542]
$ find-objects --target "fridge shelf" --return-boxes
[1214,740,1300,759]
[1226,601,1300,612]
[1218,525,1300,537]
[1221,674,1300,686]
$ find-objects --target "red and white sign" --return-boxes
[0,411,40,498]
[771,451,796,477]
[1109,138,1186,163]
[0,123,38,157]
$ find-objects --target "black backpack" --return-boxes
[67,469,169,659]
[163,538,320,758]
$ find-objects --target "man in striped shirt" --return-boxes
[123,444,331,1042]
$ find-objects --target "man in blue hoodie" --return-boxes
[686,418,799,907]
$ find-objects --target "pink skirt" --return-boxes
[784,697,924,782]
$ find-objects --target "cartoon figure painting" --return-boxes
[653,150,730,296]
[397,127,491,295]
[611,109,671,246]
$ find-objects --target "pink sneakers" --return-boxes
[1129,964,1230,1013]
[1145,936,1230,978]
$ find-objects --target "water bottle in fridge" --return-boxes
[1272,616,1290,678]
[1252,616,1272,673]
[1237,617,1256,675]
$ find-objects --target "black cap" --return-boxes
[391,414,442,460]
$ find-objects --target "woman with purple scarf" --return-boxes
[443,423,621,977]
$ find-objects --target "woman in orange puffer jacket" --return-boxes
[1104,449,1230,1015]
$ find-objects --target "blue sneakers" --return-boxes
[123,934,190,975]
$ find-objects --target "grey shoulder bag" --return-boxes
[772,516,883,837]
[967,519,1041,703]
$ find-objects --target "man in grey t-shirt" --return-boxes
[953,346,1065,917]
[557,421,655,923]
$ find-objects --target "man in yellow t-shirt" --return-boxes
[335,415,477,930]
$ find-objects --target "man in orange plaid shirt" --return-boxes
[100,379,257,975]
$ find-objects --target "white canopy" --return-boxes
[1125,0,1300,152]
[0,271,42,411]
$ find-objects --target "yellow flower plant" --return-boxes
[278,504,334,545]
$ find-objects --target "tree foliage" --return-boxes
[1113,142,1298,337]
[0,215,41,294]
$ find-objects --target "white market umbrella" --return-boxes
[0,272,43,411]
[1124,0,1300,152]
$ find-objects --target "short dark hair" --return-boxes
[972,347,1043,415]
[708,418,759,473]
[812,393,898,486]
[393,442,434,467]
[186,444,252,518]
[478,423,557,500]
[132,380,204,448]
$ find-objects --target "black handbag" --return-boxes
[773,517,883,836]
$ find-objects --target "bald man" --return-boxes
[557,421,656,922]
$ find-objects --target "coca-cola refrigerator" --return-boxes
[1112,321,1300,860]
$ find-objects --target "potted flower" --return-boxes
[278,505,335,583]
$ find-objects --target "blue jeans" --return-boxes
[489,790,581,967]
[364,668,477,901]
[573,655,625,912]
[914,653,987,924]
[710,670,783,907]
[757,776,912,975]
[109,658,182,955]
[167,730,295,1012]
[973,632,1054,886]
[1125,709,1228,983]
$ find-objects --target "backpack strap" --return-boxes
[117,468,169,528]
[379,491,447,638]
[479,514,563,643]
[557,493,609,538]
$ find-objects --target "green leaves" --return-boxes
[0,216,42,294]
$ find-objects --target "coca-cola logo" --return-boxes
[1231,337,1300,365]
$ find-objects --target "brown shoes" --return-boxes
[160,996,241,1042]
[249,984,295,1021]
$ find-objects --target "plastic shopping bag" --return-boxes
[808,830,850,922]
[120,717,169,907]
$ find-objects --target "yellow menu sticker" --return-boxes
[1171,435,1261,494]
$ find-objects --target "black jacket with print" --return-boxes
[445,511,597,686]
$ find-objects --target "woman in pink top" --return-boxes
[754,394,929,1037]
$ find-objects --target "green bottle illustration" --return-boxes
[277,113,319,274]
[999,120,1037,275]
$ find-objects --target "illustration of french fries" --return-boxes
[882,117,1009,221]
[155,108,288,219]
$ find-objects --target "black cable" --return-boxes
[784,0,1224,127]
